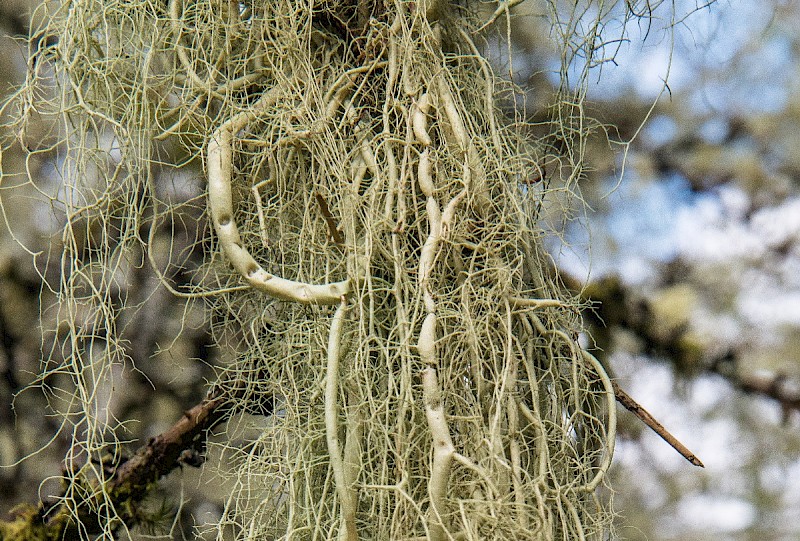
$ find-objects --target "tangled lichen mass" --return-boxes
[2,0,633,539]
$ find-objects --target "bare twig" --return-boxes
[315,192,345,245]
[612,381,704,468]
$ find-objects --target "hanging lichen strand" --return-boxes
[203,2,616,538]
[9,0,620,539]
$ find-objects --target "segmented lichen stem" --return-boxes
[412,87,455,541]
[206,88,350,304]
[325,298,359,541]
[422,367,456,541]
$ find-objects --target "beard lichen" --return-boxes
[1,0,634,539]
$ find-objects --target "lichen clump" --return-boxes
[5,0,618,539]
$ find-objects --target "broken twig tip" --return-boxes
[689,456,705,468]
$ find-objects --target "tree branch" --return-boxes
[572,273,800,418]
[0,378,266,540]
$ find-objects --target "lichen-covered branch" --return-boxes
[0,378,261,540]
